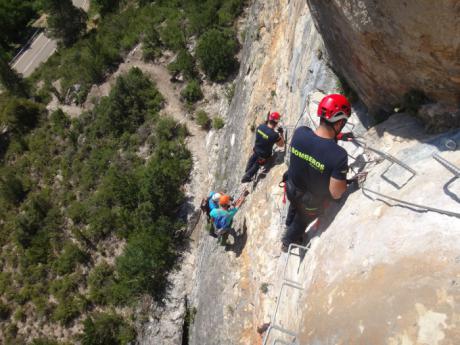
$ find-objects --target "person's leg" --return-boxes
[282,184,319,248]
[241,152,260,182]
[285,203,296,227]
[281,183,305,246]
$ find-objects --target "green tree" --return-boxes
[53,242,88,275]
[142,23,162,61]
[0,56,28,97]
[180,80,203,104]
[196,28,238,81]
[91,67,163,137]
[114,220,177,301]
[91,0,121,16]
[0,0,38,56]
[87,262,116,305]
[0,96,42,134]
[43,0,87,47]
[159,17,186,51]
[168,49,196,80]
[0,167,26,205]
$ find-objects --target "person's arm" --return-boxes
[329,153,348,199]
[329,177,347,199]
[275,128,285,147]
[276,134,285,147]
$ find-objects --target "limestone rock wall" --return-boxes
[306,0,460,114]
[187,0,460,344]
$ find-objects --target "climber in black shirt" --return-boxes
[241,112,285,183]
[281,94,355,252]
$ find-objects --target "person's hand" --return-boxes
[336,132,354,141]
[277,127,284,134]
[346,171,368,185]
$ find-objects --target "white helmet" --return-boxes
[212,193,221,202]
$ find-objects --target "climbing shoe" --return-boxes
[241,176,252,183]
[280,243,289,253]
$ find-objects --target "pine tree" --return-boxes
[44,0,87,47]
[0,55,28,97]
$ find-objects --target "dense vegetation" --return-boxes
[0,0,245,343]
[0,68,190,344]
[0,0,41,59]
[31,0,246,104]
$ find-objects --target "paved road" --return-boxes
[11,0,89,77]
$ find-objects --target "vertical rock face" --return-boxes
[187,0,460,344]
[306,0,460,113]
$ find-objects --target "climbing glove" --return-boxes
[336,132,354,141]
[277,127,284,134]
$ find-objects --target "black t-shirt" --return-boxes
[288,126,348,199]
[253,123,282,158]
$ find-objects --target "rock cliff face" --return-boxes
[306,0,460,114]
[184,1,460,345]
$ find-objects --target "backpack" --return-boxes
[200,196,212,220]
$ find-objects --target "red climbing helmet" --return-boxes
[268,112,281,122]
[317,94,351,122]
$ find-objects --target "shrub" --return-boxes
[13,307,26,322]
[52,296,86,325]
[195,110,210,129]
[87,262,116,305]
[50,109,70,135]
[225,83,235,102]
[14,191,51,248]
[53,242,88,275]
[196,28,238,81]
[212,116,225,129]
[0,97,42,134]
[30,338,61,345]
[91,0,121,16]
[114,220,179,302]
[180,80,203,104]
[217,0,245,27]
[0,167,27,206]
[32,296,56,319]
[91,67,164,137]
[167,49,196,80]
[79,312,136,345]
[0,302,11,320]
[142,24,162,61]
[159,17,186,51]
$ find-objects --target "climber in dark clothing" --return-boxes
[281,94,355,252]
[241,112,285,183]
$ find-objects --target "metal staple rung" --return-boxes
[354,139,417,176]
[273,338,296,345]
[433,153,460,177]
[282,243,311,285]
[362,186,460,218]
[263,324,298,345]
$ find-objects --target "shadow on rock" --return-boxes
[224,219,248,257]
[253,150,286,189]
